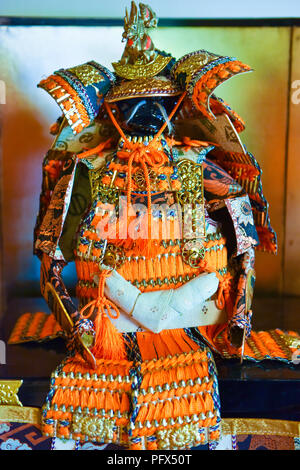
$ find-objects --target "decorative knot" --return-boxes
[80,269,120,322]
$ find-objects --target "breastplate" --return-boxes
[74,136,228,309]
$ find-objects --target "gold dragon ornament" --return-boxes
[112,1,172,80]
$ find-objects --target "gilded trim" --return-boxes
[222,418,300,437]
[112,55,172,80]
[0,406,41,425]
[0,407,299,441]
[105,77,181,103]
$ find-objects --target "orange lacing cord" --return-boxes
[165,136,217,152]
[77,138,113,160]
[80,269,119,321]
[210,96,246,132]
[79,269,126,360]
[104,92,187,238]
[117,141,167,237]
[181,136,217,152]
[154,93,187,139]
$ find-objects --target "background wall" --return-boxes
[0,0,299,19]
[0,19,299,304]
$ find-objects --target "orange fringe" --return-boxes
[42,347,219,446]
[137,328,200,361]
[80,270,126,361]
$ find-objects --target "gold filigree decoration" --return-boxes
[177,159,204,200]
[156,423,201,449]
[177,159,205,239]
[105,77,181,103]
[68,64,105,87]
[72,414,115,441]
[113,2,161,79]
[112,55,172,80]
[172,51,217,86]
[133,167,157,190]
[0,380,23,406]
[89,167,120,202]
[222,417,300,437]
[182,239,206,268]
[102,243,125,269]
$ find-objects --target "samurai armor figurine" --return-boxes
[9,1,300,451]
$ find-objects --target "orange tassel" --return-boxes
[131,443,143,450]
[161,400,173,420]
[147,440,158,450]
[92,312,126,360]
[173,398,182,418]
[152,401,163,421]
[80,270,126,361]
[120,393,130,413]
[145,402,156,423]
[136,404,148,424]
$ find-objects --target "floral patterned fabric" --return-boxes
[203,159,259,257]
[225,197,258,257]
[35,158,78,260]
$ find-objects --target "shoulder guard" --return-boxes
[171,50,252,121]
[38,61,115,135]
[209,95,245,133]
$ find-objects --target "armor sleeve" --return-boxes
[209,95,246,133]
[34,157,79,260]
[34,148,75,258]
